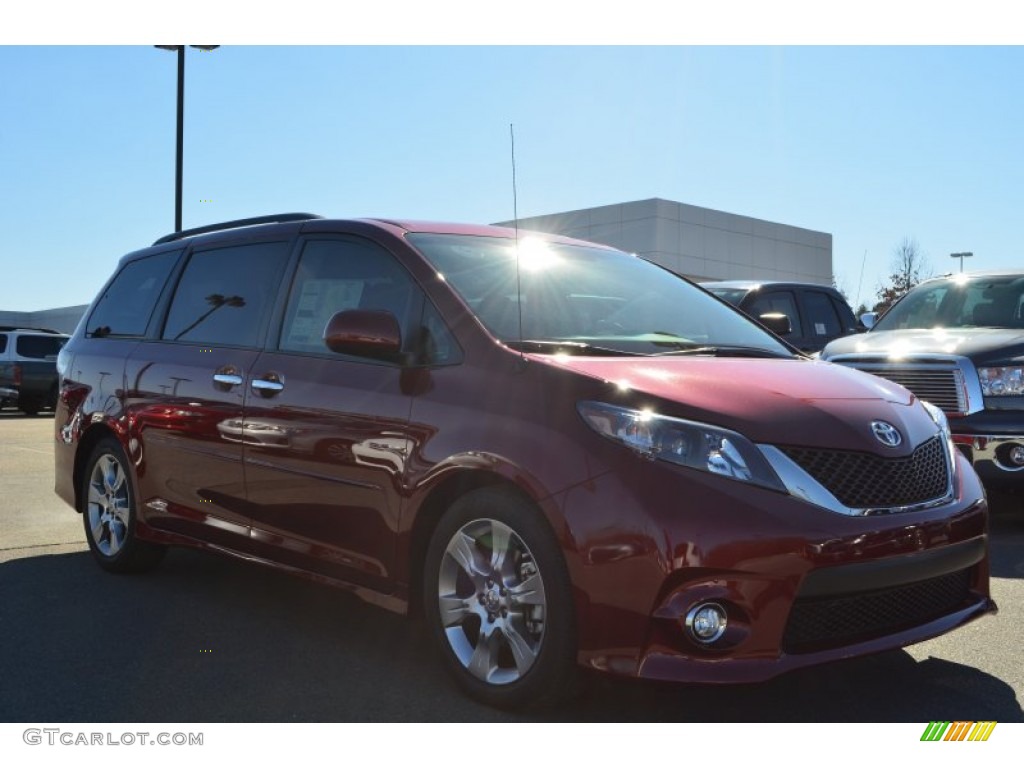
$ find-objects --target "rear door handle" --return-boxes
[251,374,285,397]
[213,373,244,387]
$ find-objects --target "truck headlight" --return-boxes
[978,366,1024,396]
[577,401,785,491]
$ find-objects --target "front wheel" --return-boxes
[81,438,165,573]
[423,488,577,708]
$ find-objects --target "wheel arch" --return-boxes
[72,423,124,514]
[403,468,563,618]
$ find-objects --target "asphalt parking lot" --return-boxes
[1,410,1022,723]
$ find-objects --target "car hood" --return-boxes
[822,327,1024,363]
[534,355,938,454]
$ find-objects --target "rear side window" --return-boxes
[16,335,66,359]
[0,334,6,354]
[163,242,291,347]
[802,291,842,337]
[87,250,181,337]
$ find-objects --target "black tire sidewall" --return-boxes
[423,488,576,709]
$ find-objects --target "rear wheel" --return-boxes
[81,438,165,573]
[423,488,577,708]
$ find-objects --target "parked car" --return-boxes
[701,280,862,354]
[0,326,69,415]
[822,270,1024,491]
[54,214,994,708]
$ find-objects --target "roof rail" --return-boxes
[152,213,324,246]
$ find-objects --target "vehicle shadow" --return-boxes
[0,549,1020,723]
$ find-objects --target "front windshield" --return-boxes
[408,233,791,357]
[874,275,1024,331]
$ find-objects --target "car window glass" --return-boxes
[829,294,858,331]
[280,238,418,356]
[16,335,67,359]
[746,291,803,336]
[0,334,7,354]
[162,242,291,347]
[415,299,462,365]
[802,291,842,337]
[86,250,181,337]
[408,234,791,356]
[875,277,1024,330]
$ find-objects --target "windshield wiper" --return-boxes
[505,339,644,357]
[652,344,793,359]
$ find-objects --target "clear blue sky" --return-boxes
[1,45,1021,312]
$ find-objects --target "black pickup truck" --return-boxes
[822,271,1024,491]
[0,327,69,415]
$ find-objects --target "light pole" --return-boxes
[155,45,220,233]
[950,251,973,273]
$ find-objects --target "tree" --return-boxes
[875,237,930,312]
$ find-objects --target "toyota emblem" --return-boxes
[871,421,903,447]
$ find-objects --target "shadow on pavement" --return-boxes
[1,548,1020,723]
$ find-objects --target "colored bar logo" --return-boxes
[921,721,997,741]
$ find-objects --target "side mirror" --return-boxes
[860,312,878,330]
[323,310,402,359]
[758,312,792,336]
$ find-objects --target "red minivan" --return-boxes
[55,214,995,708]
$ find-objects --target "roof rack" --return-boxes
[152,213,324,246]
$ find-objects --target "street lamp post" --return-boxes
[155,45,220,233]
[950,251,973,273]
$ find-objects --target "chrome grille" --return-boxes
[779,436,949,509]
[841,363,966,415]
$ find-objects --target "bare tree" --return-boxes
[875,237,930,312]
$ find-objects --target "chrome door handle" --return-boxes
[213,373,244,387]
[251,377,285,397]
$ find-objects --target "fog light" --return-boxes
[1010,445,1024,466]
[685,602,727,644]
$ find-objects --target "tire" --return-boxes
[80,438,166,573]
[19,398,41,416]
[423,487,577,708]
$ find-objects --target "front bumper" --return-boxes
[558,447,995,683]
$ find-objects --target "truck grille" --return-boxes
[779,436,949,509]
[783,568,971,653]
[841,363,966,415]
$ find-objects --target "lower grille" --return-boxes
[783,569,972,653]
[780,436,949,509]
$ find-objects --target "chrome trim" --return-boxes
[758,436,956,516]
[828,353,984,417]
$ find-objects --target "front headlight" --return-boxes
[921,400,951,435]
[978,366,1024,396]
[577,401,785,492]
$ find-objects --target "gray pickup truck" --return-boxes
[822,271,1024,491]
[0,327,70,415]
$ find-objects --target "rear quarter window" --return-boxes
[87,249,182,337]
[15,335,67,359]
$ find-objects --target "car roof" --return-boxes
[0,326,68,336]
[701,280,837,291]
[148,213,613,251]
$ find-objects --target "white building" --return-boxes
[496,197,833,285]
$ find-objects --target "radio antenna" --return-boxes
[511,123,524,358]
